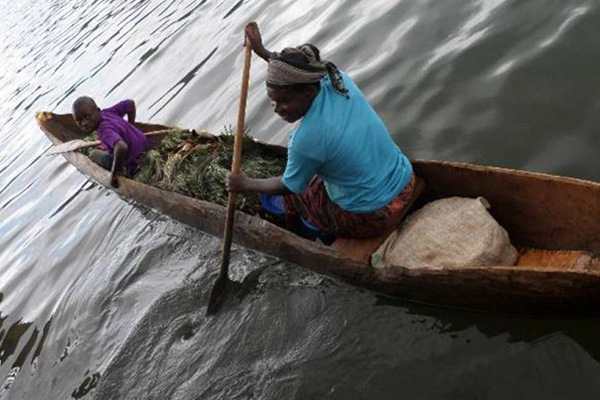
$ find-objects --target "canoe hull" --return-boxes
[38,113,600,316]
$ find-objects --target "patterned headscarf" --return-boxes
[267,44,349,98]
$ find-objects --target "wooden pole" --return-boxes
[206,40,252,315]
[47,129,184,156]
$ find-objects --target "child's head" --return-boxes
[72,96,101,133]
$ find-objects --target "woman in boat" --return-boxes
[226,22,415,239]
[72,97,153,188]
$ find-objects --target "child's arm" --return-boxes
[245,22,272,62]
[125,99,136,124]
[104,99,137,122]
[110,140,128,188]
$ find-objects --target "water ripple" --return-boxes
[2,0,600,398]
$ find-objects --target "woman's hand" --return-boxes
[226,170,249,193]
[244,22,263,51]
[244,22,271,61]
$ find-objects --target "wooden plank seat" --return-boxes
[331,177,427,265]
[516,249,597,270]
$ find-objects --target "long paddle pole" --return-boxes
[47,129,189,156]
[206,39,252,315]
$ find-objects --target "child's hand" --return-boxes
[110,173,119,189]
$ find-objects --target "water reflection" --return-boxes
[223,0,244,20]
[2,0,600,398]
[148,46,218,118]
[379,294,600,363]
[71,371,100,399]
[0,295,52,393]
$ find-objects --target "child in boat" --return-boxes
[72,97,153,188]
[226,22,416,240]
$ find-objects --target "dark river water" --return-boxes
[2,0,600,399]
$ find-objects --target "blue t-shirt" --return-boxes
[282,72,413,213]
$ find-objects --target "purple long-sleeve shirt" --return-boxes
[97,100,151,171]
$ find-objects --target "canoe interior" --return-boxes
[41,112,600,256]
[413,162,600,255]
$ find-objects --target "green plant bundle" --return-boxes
[133,128,287,215]
[79,132,99,156]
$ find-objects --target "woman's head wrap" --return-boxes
[267,44,349,98]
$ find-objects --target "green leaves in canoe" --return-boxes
[79,127,287,215]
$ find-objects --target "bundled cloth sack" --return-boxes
[371,197,518,269]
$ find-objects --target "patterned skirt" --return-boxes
[283,174,416,239]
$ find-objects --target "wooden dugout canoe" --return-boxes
[37,112,600,316]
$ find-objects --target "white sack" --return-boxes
[372,197,518,269]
